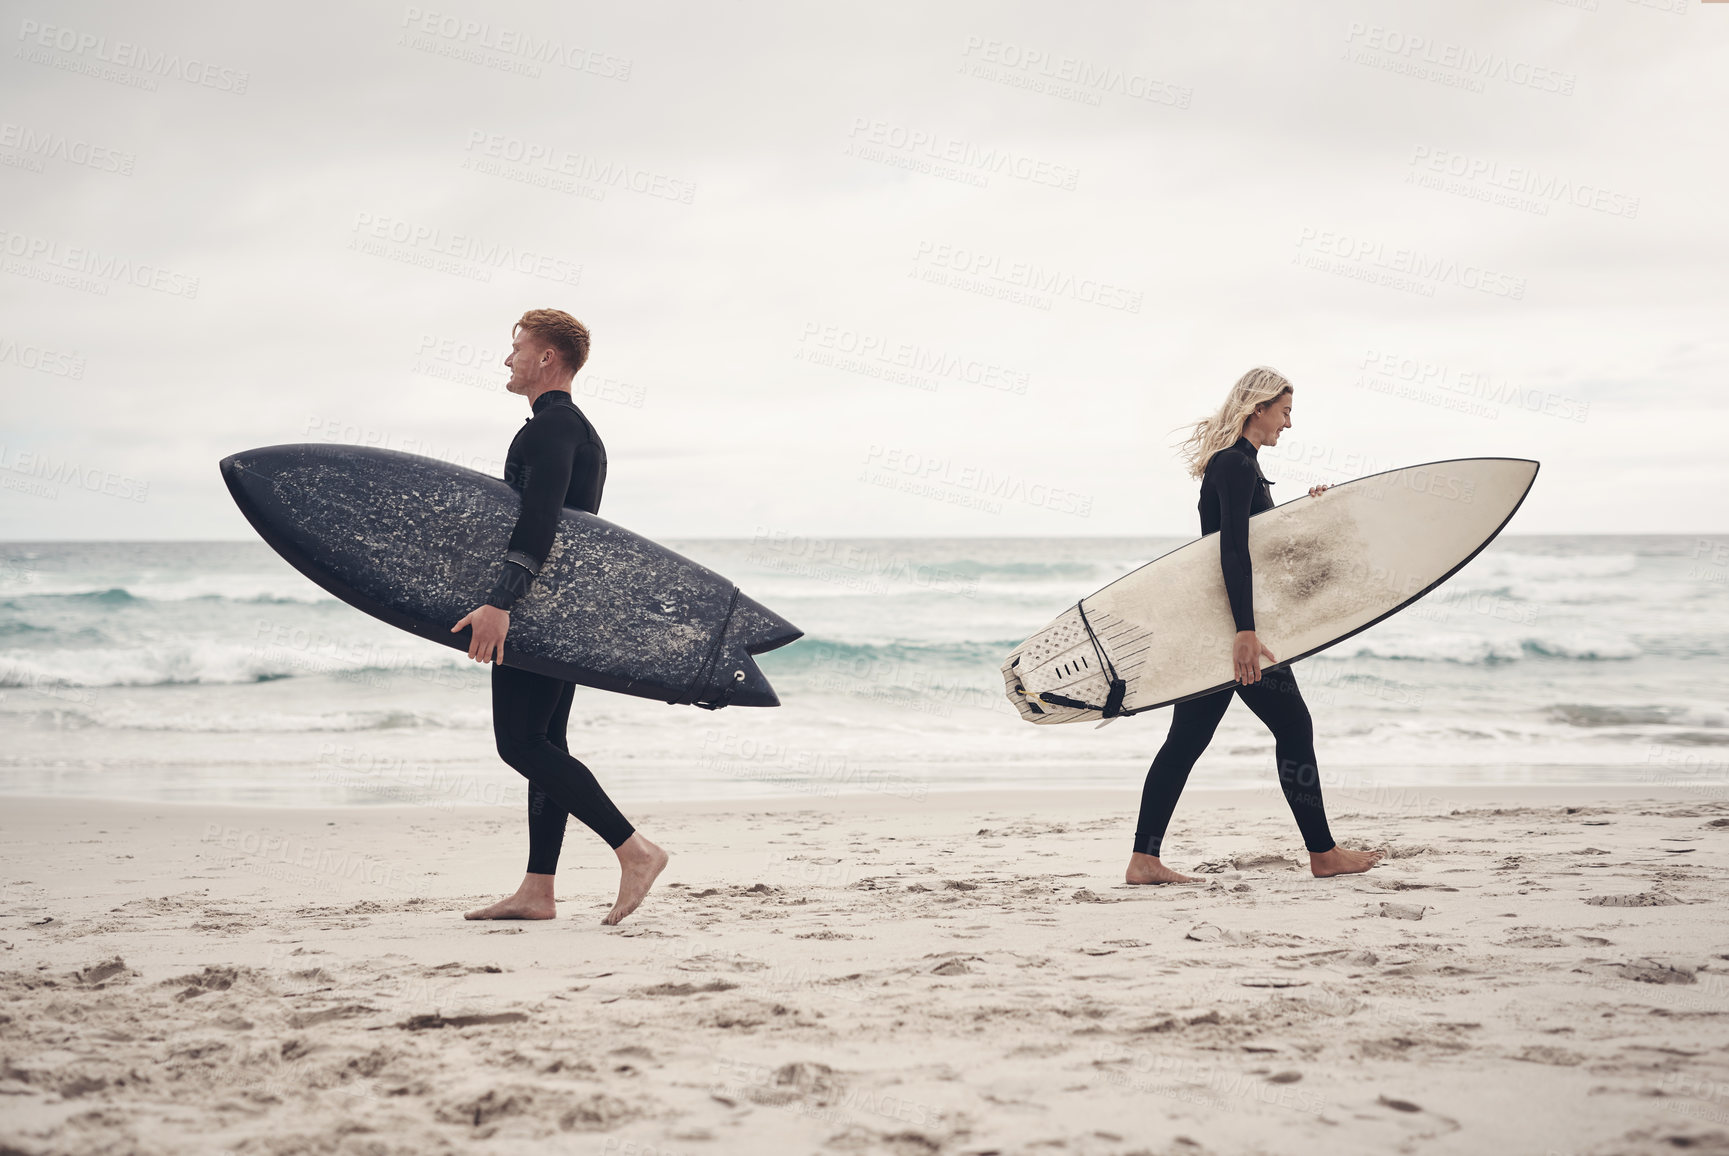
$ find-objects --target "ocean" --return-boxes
[1,536,1724,813]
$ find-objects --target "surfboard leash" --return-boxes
[673,585,744,711]
[1034,599,1129,719]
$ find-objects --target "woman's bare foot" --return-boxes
[603,833,669,925]
[1125,852,1203,884]
[464,873,556,919]
[1310,845,1386,878]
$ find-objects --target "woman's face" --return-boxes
[1247,394,1293,445]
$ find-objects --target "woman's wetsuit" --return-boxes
[484,389,635,874]
[1131,436,1336,857]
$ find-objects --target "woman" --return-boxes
[1125,367,1385,884]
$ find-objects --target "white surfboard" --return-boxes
[1002,457,1539,725]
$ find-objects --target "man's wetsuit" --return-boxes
[484,389,635,873]
[1131,436,1336,856]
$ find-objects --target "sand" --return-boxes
[4,783,1729,1155]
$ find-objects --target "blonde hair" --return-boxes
[515,308,591,374]
[1175,366,1293,479]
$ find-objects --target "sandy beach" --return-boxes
[4,784,1728,1155]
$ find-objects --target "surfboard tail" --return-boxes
[709,592,802,708]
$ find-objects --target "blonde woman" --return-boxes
[1126,368,1385,884]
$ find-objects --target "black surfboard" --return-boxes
[220,444,802,708]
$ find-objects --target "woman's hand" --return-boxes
[1233,630,1276,685]
[1308,484,1330,498]
[453,605,510,664]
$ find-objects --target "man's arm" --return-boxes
[484,419,578,612]
[452,417,578,664]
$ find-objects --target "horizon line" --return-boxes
[1,531,1721,545]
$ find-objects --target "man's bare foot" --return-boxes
[1125,852,1203,884]
[603,834,669,925]
[464,873,557,920]
[1310,845,1386,878]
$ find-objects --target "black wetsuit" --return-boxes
[484,389,634,873]
[1131,436,1336,856]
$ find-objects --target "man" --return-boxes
[455,308,668,926]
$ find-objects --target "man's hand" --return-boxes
[1233,629,1276,685]
[453,604,510,664]
[1308,483,1330,497]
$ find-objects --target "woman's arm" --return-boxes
[1215,457,1258,634]
[1216,457,1277,684]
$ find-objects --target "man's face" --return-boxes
[504,329,554,394]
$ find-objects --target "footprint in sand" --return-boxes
[1584,892,1683,907]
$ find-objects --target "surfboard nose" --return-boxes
[220,445,320,520]
[218,450,259,504]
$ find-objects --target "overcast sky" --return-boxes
[1,0,1723,540]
